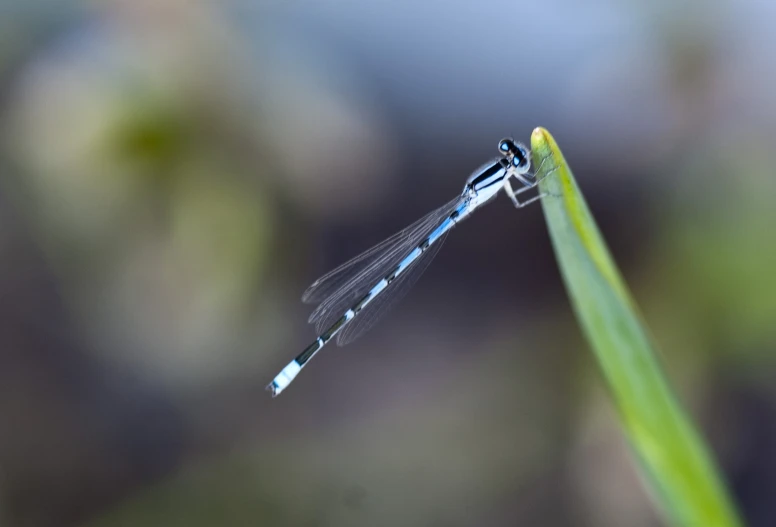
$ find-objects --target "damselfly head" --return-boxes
[510,146,530,173]
[498,138,530,174]
[498,137,518,156]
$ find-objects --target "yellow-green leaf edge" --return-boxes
[531,127,743,527]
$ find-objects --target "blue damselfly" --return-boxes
[268,138,548,396]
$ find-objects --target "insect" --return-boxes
[268,138,551,396]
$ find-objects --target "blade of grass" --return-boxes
[531,127,743,527]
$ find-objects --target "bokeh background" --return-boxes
[1,1,775,526]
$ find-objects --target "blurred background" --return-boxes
[1,1,775,526]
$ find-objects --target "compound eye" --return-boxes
[511,145,530,171]
[498,138,516,155]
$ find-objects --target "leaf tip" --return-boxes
[530,127,557,159]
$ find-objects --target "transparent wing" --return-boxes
[308,196,461,334]
[302,197,459,305]
[336,230,449,346]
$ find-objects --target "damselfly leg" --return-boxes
[504,154,560,208]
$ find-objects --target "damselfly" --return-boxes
[268,138,550,396]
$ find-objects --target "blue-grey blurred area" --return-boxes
[0,0,775,526]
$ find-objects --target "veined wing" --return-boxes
[307,196,462,334]
[336,230,449,346]
[302,196,460,305]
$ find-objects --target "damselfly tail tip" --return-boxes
[266,381,281,398]
[266,360,303,398]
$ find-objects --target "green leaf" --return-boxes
[531,128,744,527]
